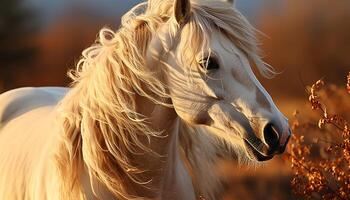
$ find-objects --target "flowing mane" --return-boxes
[55,0,273,199]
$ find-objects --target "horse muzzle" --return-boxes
[244,124,291,161]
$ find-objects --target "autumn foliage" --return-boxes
[287,72,350,199]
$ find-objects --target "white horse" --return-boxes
[0,0,291,199]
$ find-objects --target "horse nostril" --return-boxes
[263,123,280,151]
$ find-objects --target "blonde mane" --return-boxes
[55,0,271,199]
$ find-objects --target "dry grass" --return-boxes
[286,72,350,199]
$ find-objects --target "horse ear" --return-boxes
[174,0,191,24]
[222,0,235,5]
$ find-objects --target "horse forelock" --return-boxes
[55,1,269,199]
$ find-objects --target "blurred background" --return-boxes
[0,0,349,199]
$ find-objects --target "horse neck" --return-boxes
[128,95,196,200]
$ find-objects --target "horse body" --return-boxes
[0,87,196,200]
[0,87,65,199]
[0,0,291,199]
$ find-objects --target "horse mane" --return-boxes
[55,1,271,199]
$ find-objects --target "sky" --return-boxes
[23,0,268,26]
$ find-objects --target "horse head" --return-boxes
[147,0,291,162]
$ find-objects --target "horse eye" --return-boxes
[199,57,220,71]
